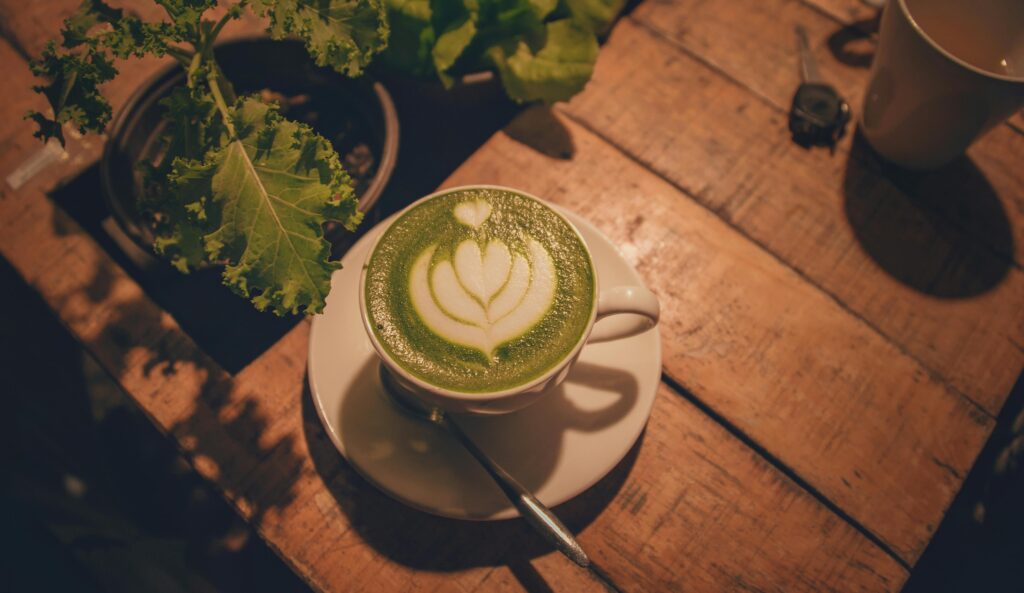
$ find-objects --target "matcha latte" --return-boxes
[364,188,595,393]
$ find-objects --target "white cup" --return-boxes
[861,0,1024,169]
[359,186,660,415]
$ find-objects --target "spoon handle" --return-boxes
[378,367,620,590]
[442,416,591,568]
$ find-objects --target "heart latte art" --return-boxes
[365,189,595,394]
[410,199,556,357]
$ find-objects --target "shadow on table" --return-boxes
[302,378,639,583]
[0,255,310,593]
[40,189,306,531]
[842,128,1013,298]
[332,357,637,510]
[49,165,306,374]
[904,370,1024,593]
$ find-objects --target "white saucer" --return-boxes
[308,208,661,520]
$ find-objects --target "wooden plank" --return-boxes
[799,0,878,24]
[637,0,1024,259]
[0,3,987,587]
[444,106,994,563]
[0,25,909,593]
[0,168,907,593]
[1013,116,1024,135]
[238,324,907,593]
[0,0,86,59]
[630,0,1024,266]
[795,0,1024,133]
[561,16,1024,416]
[0,40,908,591]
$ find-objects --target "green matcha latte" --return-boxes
[364,188,596,393]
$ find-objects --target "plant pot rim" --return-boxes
[100,35,400,257]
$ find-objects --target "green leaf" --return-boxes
[61,0,123,48]
[487,18,597,104]
[154,0,217,28]
[528,0,558,20]
[381,0,435,76]
[474,0,543,45]
[27,0,189,144]
[27,42,117,144]
[155,158,215,273]
[63,0,179,58]
[255,0,390,76]
[564,0,627,34]
[174,97,362,315]
[102,18,179,59]
[144,86,225,273]
[432,13,477,86]
[161,85,224,162]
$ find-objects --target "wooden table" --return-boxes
[2,0,1021,591]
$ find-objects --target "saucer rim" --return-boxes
[308,207,661,520]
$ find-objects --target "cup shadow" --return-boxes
[548,360,640,432]
[842,128,1013,298]
[503,106,576,160]
[301,367,642,572]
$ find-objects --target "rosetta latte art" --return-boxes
[366,187,594,393]
[409,199,556,357]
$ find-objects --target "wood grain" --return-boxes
[445,106,994,563]
[631,0,1024,263]
[0,146,908,592]
[237,325,906,593]
[0,12,910,593]
[796,0,1024,133]
[560,16,1024,417]
[799,0,878,25]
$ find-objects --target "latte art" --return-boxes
[365,188,595,393]
[410,215,557,357]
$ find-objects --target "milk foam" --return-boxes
[365,188,595,393]
[409,201,557,357]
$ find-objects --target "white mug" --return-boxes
[861,0,1024,169]
[359,186,660,415]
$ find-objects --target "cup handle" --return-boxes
[587,286,660,344]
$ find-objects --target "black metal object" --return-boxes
[789,26,850,148]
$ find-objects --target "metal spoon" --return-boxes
[378,366,622,592]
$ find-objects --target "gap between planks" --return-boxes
[625,14,1019,275]
[792,0,1024,136]
[557,104,994,424]
[577,2,1022,420]
[569,8,1024,417]
[658,371,912,570]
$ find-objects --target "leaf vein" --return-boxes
[232,139,323,301]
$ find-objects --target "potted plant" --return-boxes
[99,36,399,271]
[28,0,628,316]
[379,0,626,103]
[29,0,392,316]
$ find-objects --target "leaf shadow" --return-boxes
[42,177,306,536]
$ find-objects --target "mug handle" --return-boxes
[587,286,660,343]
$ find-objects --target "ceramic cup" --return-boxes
[359,186,660,415]
[861,0,1024,169]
